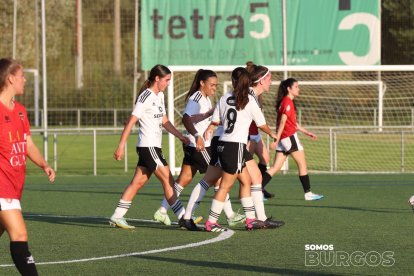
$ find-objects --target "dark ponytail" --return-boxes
[276,78,297,110]
[231,67,251,110]
[245,61,269,86]
[136,64,171,103]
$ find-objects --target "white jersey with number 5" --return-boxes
[212,91,266,144]
[132,89,166,148]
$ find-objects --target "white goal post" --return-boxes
[167,65,414,174]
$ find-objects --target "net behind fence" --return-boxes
[169,66,414,173]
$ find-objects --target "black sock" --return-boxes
[299,174,311,193]
[258,163,267,176]
[10,241,38,276]
[262,172,272,188]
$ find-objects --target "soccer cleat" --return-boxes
[227,211,246,227]
[263,189,275,199]
[304,191,324,201]
[263,217,285,228]
[153,209,172,225]
[179,218,202,231]
[192,215,204,224]
[245,218,267,231]
[109,217,135,229]
[205,220,227,232]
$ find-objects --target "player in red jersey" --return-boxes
[0,58,55,275]
[262,78,324,201]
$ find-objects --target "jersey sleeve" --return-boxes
[249,96,266,127]
[131,100,145,119]
[211,102,221,124]
[183,100,200,116]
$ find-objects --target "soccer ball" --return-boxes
[409,195,414,206]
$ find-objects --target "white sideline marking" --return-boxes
[0,214,234,267]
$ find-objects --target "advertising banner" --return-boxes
[141,0,380,69]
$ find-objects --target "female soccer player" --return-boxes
[262,78,324,201]
[245,61,273,199]
[109,64,190,229]
[153,69,229,228]
[0,58,55,275]
[205,67,285,232]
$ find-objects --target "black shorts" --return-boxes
[209,136,220,166]
[182,144,211,174]
[136,147,168,172]
[217,141,250,174]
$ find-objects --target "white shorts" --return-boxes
[0,198,22,211]
[249,133,262,143]
[276,132,304,155]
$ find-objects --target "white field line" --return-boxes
[0,214,234,267]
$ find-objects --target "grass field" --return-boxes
[0,174,413,275]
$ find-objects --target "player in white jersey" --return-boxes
[153,69,217,228]
[245,61,273,199]
[205,67,285,232]
[109,64,190,229]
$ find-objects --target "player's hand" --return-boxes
[114,145,125,161]
[180,135,190,146]
[270,141,277,151]
[43,166,55,183]
[203,128,213,141]
[195,136,205,152]
[307,131,317,140]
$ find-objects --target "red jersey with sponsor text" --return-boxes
[0,101,30,199]
[277,97,297,139]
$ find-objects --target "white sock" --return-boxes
[251,184,267,221]
[171,199,185,219]
[159,182,184,213]
[207,199,225,223]
[240,196,256,220]
[184,180,210,220]
[111,199,131,219]
[214,187,234,219]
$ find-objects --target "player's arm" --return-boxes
[268,114,287,150]
[297,123,317,140]
[182,113,204,151]
[189,107,214,123]
[163,115,190,145]
[26,135,55,182]
[114,115,138,161]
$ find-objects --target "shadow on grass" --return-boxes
[23,213,185,231]
[262,202,409,214]
[134,255,351,276]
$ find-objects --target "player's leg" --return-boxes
[155,164,195,225]
[0,207,38,275]
[255,138,273,198]
[290,150,323,200]
[262,152,288,187]
[205,171,237,232]
[110,165,150,229]
[154,164,186,221]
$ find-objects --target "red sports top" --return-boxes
[248,121,259,135]
[0,101,30,199]
[276,97,297,139]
